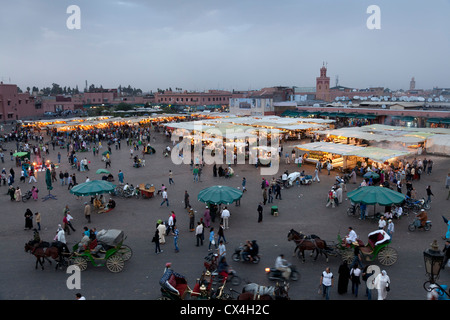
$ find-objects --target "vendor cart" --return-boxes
[139,183,155,198]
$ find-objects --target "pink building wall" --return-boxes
[0,83,41,121]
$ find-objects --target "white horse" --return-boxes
[239,282,290,300]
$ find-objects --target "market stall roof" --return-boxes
[350,147,411,162]
[294,142,366,155]
[295,142,412,162]
[316,127,428,144]
[425,134,450,156]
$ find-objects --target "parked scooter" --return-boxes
[299,175,312,185]
[22,190,33,202]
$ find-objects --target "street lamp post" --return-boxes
[423,240,450,298]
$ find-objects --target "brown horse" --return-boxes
[24,241,69,270]
[287,229,329,263]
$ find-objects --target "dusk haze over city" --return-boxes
[1,0,449,92]
[1,0,450,308]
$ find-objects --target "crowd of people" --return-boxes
[1,118,449,301]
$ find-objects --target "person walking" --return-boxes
[173,225,179,253]
[217,223,227,244]
[152,229,162,254]
[193,166,199,182]
[426,159,433,175]
[327,161,332,175]
[28,169,37,184]
[373,270,390,300]
[188,206,195,232]
[426,185,434,204]
[168,170,174,185]
[84,202,91,223]
[218,240,226,262]
[208,227,217,251]
[35,212,41,231]
[387,219,395,239]
[24,208,33,230]
[262,188,267,205]
[157,221,166,244]
[31,186,39,201]
[160,189,169,207]
[242,177,246,192]
[15,186,22,202]
[275,183,282,200]
[257,202,263,223]
[163,213,172,235]
[378,216,386,230]
[350,265,362,297]
[320,267,334,300]
[195,221,204,246]
[313,167,320,183]
[118,170,124,184]
[221,206,230,229]
[184,190,190,209]
[268,187,273,203]
[203,206,211,228]
[337,262,350,295]
[362,266,375,300]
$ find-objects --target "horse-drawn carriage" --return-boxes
[70,229,132,273]
[287,229,398,266]
[158,265,234,300]
[334,229,398,266]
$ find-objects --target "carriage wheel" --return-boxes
[106,254,125,273]
[230,275,241,286]
[118,245,133,261]
[378,247,398,266]
[340,249,354,264]
[72,256,88,271]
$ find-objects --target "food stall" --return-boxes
[295,142,366,170]
[252,146,279,166]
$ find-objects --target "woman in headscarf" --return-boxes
[203,206,211,228]
[373,270,390,300]
[24,208,33,230]
[31,186,39,201]
[15,186,22,202]
[337,261,350,294]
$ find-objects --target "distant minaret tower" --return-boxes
[410,77,416,91]
[316,62,330,101]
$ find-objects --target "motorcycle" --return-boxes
[408,218,432,232]
[404,196,431,210]
[265,264,299,281]
[231,242,260,264]
[22,190,33,202]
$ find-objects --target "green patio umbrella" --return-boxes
[96,168,111,174]
[198,185,243,205]
[363,172,380,179]
[70,180,116,197]
[347,186,405,206]
[13,152,29,157]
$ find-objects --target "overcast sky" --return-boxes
[1,0,449,93]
